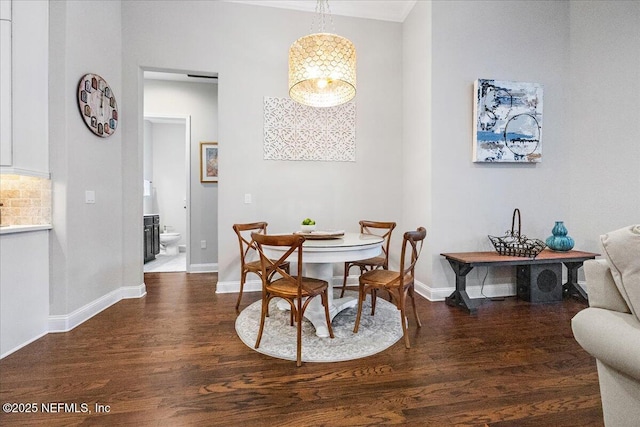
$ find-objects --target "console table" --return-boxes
[441,250,599,314]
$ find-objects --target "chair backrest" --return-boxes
[398,227,427,284]
[232,222,268,266]
[252,233,306,298]
[359,220,396,267]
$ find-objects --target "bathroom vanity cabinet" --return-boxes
[144,215,160,263]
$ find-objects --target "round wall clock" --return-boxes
[77,73,118,137]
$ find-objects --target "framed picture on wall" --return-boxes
[200,142,218,183]
[473,79,543,163]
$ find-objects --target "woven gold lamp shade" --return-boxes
[288,32,356,108]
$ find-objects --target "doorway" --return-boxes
[143,115,191,273]
[141,70,220,275]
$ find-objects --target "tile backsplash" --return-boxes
[0,175,52,226]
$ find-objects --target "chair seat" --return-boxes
[351,256,386,268]
[267,276,328,297]
[245,260,262,272]
[360,269,412,288]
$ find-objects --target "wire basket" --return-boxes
[488,208,546,258]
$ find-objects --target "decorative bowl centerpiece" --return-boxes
[300,218,316,232]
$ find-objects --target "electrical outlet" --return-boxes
[201,240,206,249]
[244,193,252,204]
[85,190,95,204]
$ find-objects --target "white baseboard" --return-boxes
[189,263,218,273]
[48,283,146,333]
[416,279,588,302]
[414,280,450,301]
[216,278,262,294]
[414,280,517,302]
[121,283,147,299]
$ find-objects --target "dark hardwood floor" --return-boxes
[0,272,603,426]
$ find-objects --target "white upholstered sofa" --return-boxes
[571,225,640,427]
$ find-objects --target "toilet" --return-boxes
[159,232,181,256]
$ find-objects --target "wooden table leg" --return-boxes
[444,260,479,315]
[563,261,588,303]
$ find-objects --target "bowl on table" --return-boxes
[300,224,316,233]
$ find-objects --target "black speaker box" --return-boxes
[516,263,563,303]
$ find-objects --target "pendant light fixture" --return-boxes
[288,0,356,108]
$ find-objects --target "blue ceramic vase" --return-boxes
[545,221,574,251]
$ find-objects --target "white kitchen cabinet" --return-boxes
[0,0,49,177]
[0,0,11,166]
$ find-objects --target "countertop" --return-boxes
[0,224,53,235]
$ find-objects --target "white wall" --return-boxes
[402,0,640,298]
[49,0,127,315]
[402,0,432,290]
[568,0,640,249]
[143,79,219,266]
[121,1,404,288]
[408,1,573,297]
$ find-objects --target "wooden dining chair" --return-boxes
[340,220,397,298]
[252,233,334,367]
[232,222,289,312]
[353,227,427,349]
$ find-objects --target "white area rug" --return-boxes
[235,291,403,363]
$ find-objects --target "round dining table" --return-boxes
[263,232,384,338]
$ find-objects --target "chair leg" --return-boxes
[398,293,410,349]
[353,281,366,333]
[296,298,303,367]
[235,270,247,311]
[278,298,295,326]
[371,288,377,316]
[255,295,269,349]
[408,285,422,328]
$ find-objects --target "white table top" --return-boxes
[266,232,384,263]
[300,232,382,248]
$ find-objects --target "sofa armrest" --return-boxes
[572,307,640,381]
[585,259,630,313]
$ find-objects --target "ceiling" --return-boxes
[227,0,417,23]
[145,1,417,82]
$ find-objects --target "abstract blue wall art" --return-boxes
[473,79,543,163]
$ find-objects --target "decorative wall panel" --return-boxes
[263,97,356,162]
